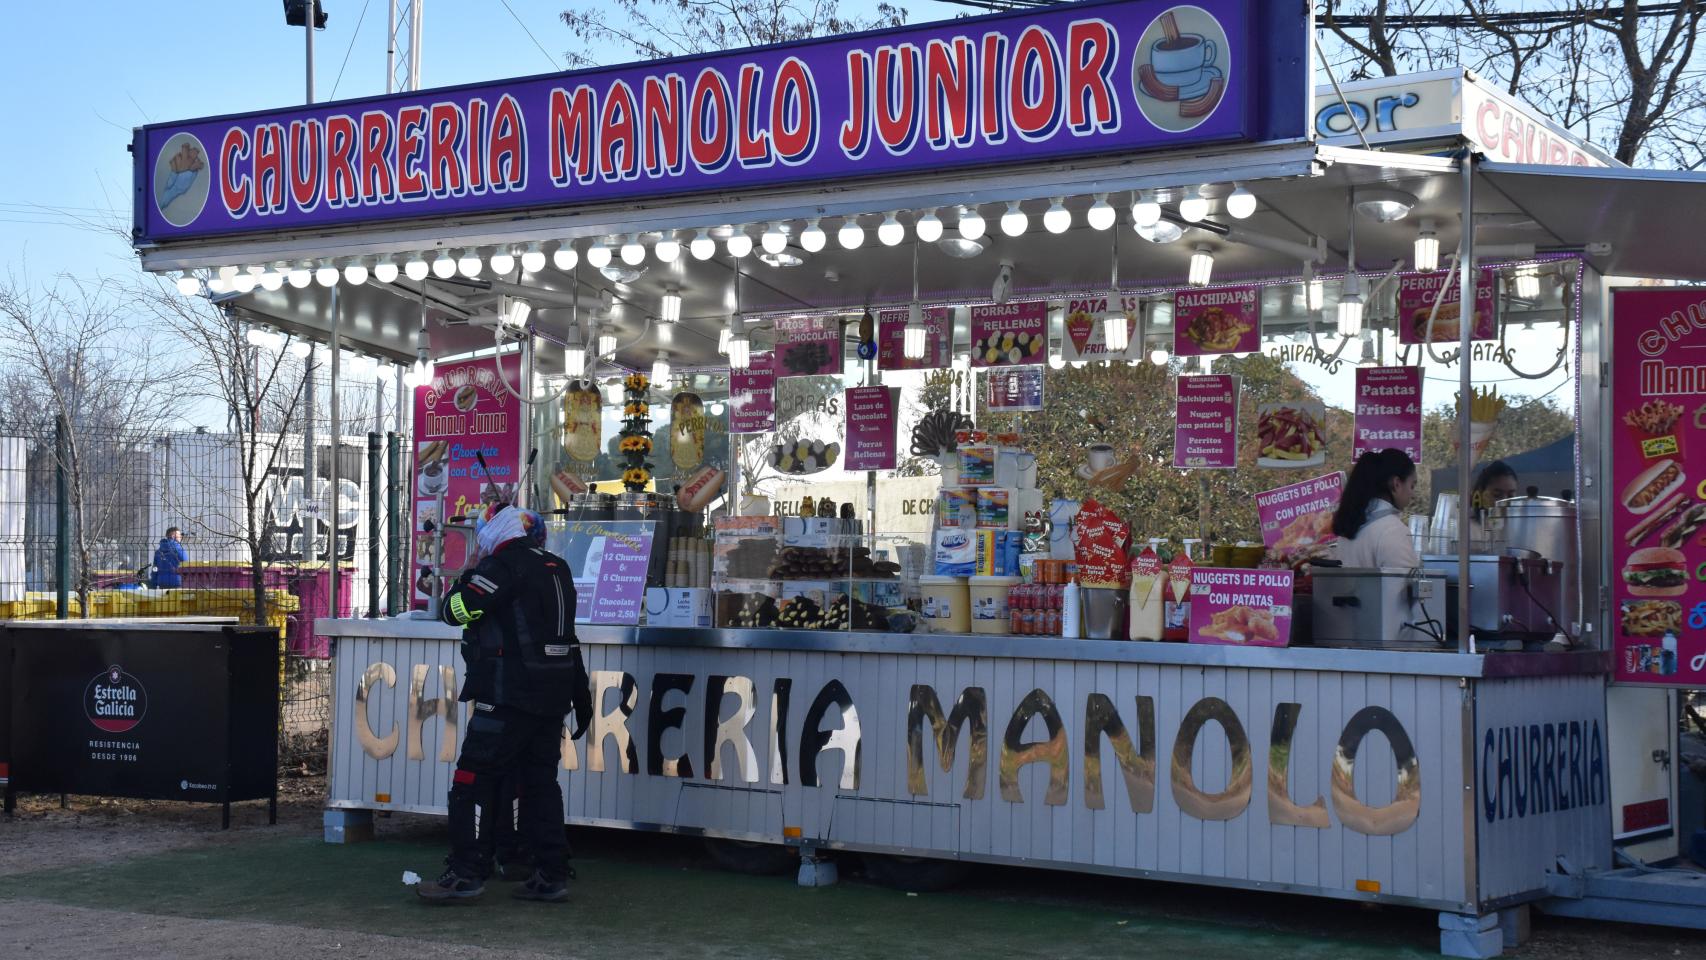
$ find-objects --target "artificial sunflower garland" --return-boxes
[618,370,654,492]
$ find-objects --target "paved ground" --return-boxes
[1,789,1699,959]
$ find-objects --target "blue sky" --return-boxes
[0,0,920,282]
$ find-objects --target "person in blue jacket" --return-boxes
[150,527,187,588]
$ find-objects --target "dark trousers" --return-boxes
[448,703,567,881]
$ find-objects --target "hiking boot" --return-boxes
[416,867,485,904]
[497,860,534,882]
[510,871,569,903]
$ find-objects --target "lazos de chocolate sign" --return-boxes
[134,0,1307,242]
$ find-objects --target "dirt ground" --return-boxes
[1,782,1701,959]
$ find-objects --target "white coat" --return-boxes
[1334,504,1421,570]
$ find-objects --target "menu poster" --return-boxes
[774,316,844,378]
[1610,288,1706,687]
[969,300,1048,367]
[1188,568,1294,647]
[1173,285,1261,357]
[845,385,898,471]
[988,366,1044,413]
[1254,472,1344,557]
[1173,374,1240,469]
[876,306,952,371]
[411,353,523,604]
[1353,366,1423,461]
[1061,294,1141,362]
[547,519,656,625]
[1396,267,1497,345]
[729,351,776,433]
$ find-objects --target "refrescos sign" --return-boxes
[133,0,1308,241]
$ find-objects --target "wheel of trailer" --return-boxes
[862,854,972,892]
[703,838,797,875]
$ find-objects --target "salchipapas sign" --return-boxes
[133,0,1309,241]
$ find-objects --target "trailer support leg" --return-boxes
[323,808,375,844]
[1437,911,1503,959]
[796,846,838,887]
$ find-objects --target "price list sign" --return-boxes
[1353,365,1423,461]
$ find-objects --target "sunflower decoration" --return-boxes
[618,371,655,492]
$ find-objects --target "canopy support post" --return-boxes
[1456,151,1477,654]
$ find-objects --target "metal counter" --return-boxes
[322,617,1612,916]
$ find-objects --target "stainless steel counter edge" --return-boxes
[316,617,1612,678]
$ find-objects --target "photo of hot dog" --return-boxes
[1622,459,1686,515]
[677,464,725,513]
[1626,492,1689,547]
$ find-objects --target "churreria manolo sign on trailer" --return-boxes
[132,0,1309,242]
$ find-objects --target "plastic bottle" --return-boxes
[1062,577,1082,639]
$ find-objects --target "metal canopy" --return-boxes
[1476,160,1706,281]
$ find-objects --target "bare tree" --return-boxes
[0,271,187,612]
[560,0,907,66]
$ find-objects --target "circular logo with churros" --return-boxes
[154,132,210,227]
[1133,6,1230,133]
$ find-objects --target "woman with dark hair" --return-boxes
[1333,449,1421,568]
[1469,460,1519,543]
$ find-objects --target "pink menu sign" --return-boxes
[1353,365,1424,461]
[968,300,1048,367]
[729,352,776,434]
[1254,472,1344,557]
[774,316,844,378]
[1396,267,1497,344]
[845,385,898,471]
[411,353,523,603]
[1173,285,1261,357]
[877,306,952,371]
[1188,568,1294,647]
[1173,374,1240,469]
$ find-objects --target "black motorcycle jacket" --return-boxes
[441,539,584,718]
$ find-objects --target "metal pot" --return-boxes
[1493,489,1577,562]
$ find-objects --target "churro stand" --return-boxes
[128,1,1706,954]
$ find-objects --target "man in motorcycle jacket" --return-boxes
[417,506,594,904]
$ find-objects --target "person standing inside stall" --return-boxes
[1332,449,1422,569]
[416,505,593,905]
[1467,460,1519,545]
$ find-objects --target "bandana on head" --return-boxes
[476,505,541,556]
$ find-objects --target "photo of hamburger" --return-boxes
[1621,458,1686,516]
[1622,547,1688,597]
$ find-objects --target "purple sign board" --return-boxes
[774,316,844,378]
[134,0,1308,242]
[1173,374,1240,469]
[552,520,656,625]
[877,307,952,371]
[1354,365,1423,461]
[845,385,898,471]
[729,351,776,433]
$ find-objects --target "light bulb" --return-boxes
[520,244,546,273]
[489,249,516,274]
[959,206,986,240]
[1188,245,1214,287]
[404,256,429,281]
[553,244,579,271]
[916,209,943,242]
[598,331,618,357]
[259,270,284,291]
[1048,353,1064,370]
[1103,300,1130,352]
[563,342,586,378]
[1000,201,1027,237]
[727,323,751,371]
[288,267,313,289]
[1337,273,1365,337]
[652,351,671,385]
[903,302,927,360]
[690,229,715,260]
[620,236,645,265]
[431,255,457,279]
[1087,194,1116,231]
[660,285,682,325]
[838,217,865,249]
[653,234,680,263]
[718,324,731,356]
[1225,184,1257,219]
[604,379,624,405]
[342,263,368,286]
[726,230,753,259]
[800,219,826,253]
[175,272,200,295]
[410,353,433,386]
[245,326,271,348]
[1179,186,1210,223]
[878,212,904,246]
[232,272,257,293]
[586,241,612,269]
[1150,347,1169,366]
[1131,190,1162,228]
[457,251,482,277]
[315,265,340,287]
[1043,198,1070,234]
[1413,225,1440,273]
[373,259,399,283]
[762,222,788,255]
[218,265,239,282]
[206,276,230,294]
[1514,269,1540,299]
